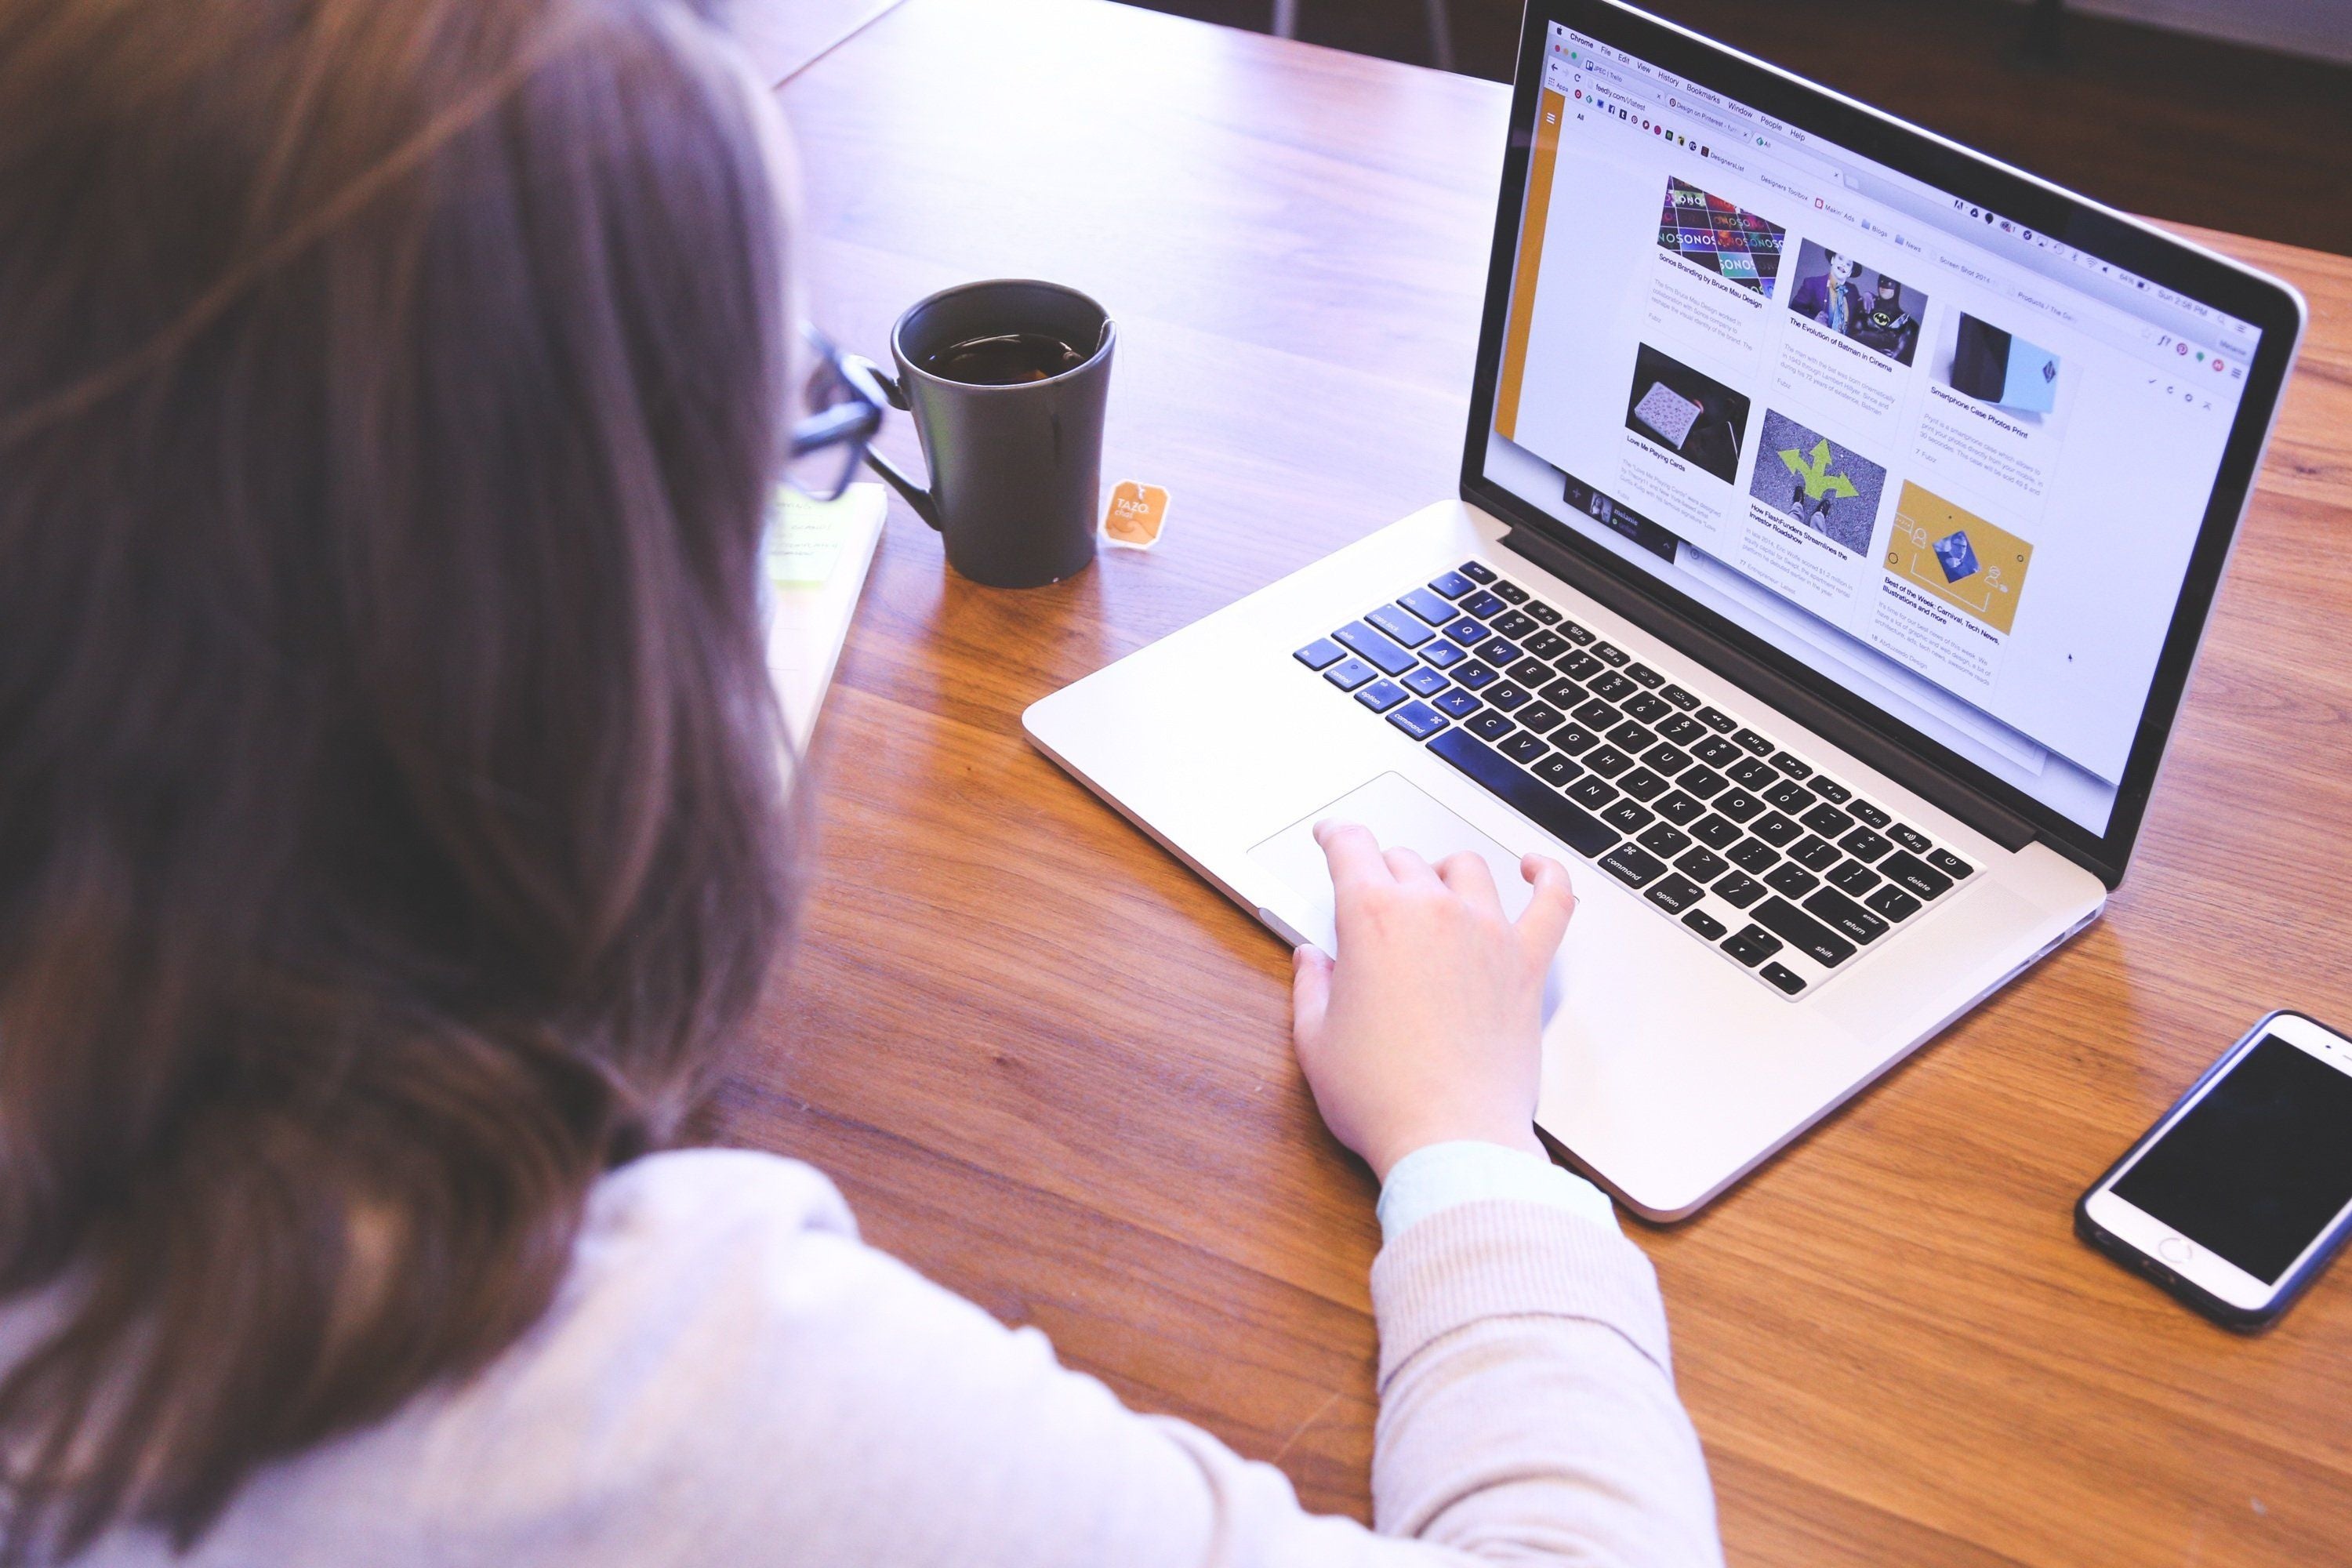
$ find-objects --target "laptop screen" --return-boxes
[1479,18,2266,837]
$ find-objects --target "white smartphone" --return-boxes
[2078,1011,2352,1330]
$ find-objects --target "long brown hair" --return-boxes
[0,0,796,1555]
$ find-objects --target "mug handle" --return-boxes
[852,361,942,532]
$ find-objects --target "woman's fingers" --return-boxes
[1291,944,1334,1041]
[1314,819,1392,891]
[1384,844,1441,886]
[1434,851,1505,917]
[1514,854,1577,964]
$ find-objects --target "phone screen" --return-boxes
[2112,1033,2352,1283]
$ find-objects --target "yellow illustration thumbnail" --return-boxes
[1883,481,2032,634]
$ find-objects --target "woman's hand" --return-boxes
[1290,820,1577,1181]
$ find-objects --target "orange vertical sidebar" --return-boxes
[1494,89,1566,443]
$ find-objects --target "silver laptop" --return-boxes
[1025,0,2306,1218]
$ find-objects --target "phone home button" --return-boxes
[2157,1234,2195,1265]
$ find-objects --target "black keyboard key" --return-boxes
[1601,799,1654,834]
[1800,804,1854,839]
[1762,779,1817,815]
[1592,641,1632,667]
[1693,735,1743,768]
[1324,656,1377,691]
[1621,691,1671,724]
[1714,788,1764,823]
[1572,698,1620,731]
[1387,700,1447,739]
[1490,579,1530,605]
[1475,637,1523,667]
[1565,775,1618,811]
[1727,837,1780,873]
[1642,743,1691,776]
[1764,863,1819,898]
[1559,619,1596,646]
[1498,731,1549,764]
[1888,823,1932,855]
[1695,705,1738,734]
[1661,684,1701,712]
[1810,776,1852,804]
[1715,872,1766,909]
[1682,909,1728,941]
[1826,859,1882,895]
[1733,727,1775,757]
[1769,751,1813,779]
[1403,666,1450,697]
[1367,604,1435,648]
[1584,745,1632,779]
[1722,924,1781,965]
[1523,630,1571,661]
[1465,710,1514,741]
[1588,670,1635,702]
[1525,601,1563,626]
[1677,765,1727,799]
[1646,873,1704,914]
[1802,885,1888,946]
[1461,589,1508,619]
[1335,621,1417,676]
[1751,897,1857,967]
[1539,677,1587,709]
[1484,681,1531,713]
[1624,662,1666,690]
[1878,851,1952,900]
[1848,798,1892,829]
[1675,846,1730,883]
[1426,728,1621,858]
[1599,844,1665,887]
[1751,812,1803,848]
[1638,822,1691,858]
[1533,753,1583,788]
[1490,609,1537,639]
[1399,586,1458,624]
[1508,656,1552,686]
[1926,848,1974,880]
[1788,836,1842,872]
[1555,649,1604,681]
[1865,884,1922,922]
[1548,723,1599,755]
[1652,790,1705,826]
[1515,702,1564,734]
[1420,640,1466,670]
[1759,961,1807,995]
[1442,615,1490,648]
[1656,712,1704,745]
[1428,569,1477,599]
[1728,757,1777,790]
[1432,688,1480,719]
[1457,560,1497,584]
[1607,720,1657,753]
[1690,815,1741,849]
[1453,660,1499,691]
[1294,637,1345,670]
[1356,678,1406,713]
[1617,768,1668,802]
[1838,826,1891,862]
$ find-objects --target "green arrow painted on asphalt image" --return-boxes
[1779,437,1859,501]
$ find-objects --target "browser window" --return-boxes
[1483,21,2261,835]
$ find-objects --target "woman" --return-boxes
[0,0,1722,1563]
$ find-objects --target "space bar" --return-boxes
[1426,729,1621,858]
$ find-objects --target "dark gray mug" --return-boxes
[862,280,1114,590]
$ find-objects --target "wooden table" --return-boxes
[717,2,2352,1560]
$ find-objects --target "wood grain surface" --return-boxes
[713,1,2352,1560]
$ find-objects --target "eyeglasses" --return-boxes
[785,329,891,503]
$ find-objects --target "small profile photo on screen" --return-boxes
[1786,239,1928,366]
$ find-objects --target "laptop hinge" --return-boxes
[1498,524,2038,853]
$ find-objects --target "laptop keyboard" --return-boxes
[1294,560,1977,998]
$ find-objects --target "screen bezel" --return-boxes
[1459,0,2308,887]
[2082,1011,2352,1312]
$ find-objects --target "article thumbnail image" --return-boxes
[1748,409,1886,557]
[1624,343,1751,485]
[1942,313,2060,416]
[1657,178,1786,299]
[1884,481,2033,634]
[1786,240,1926,366]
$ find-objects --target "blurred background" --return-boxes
[1127,0,2352,256]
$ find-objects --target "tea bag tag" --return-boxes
[1102,481,1170,550]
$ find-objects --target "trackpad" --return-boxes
[1248,772,1537,956]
